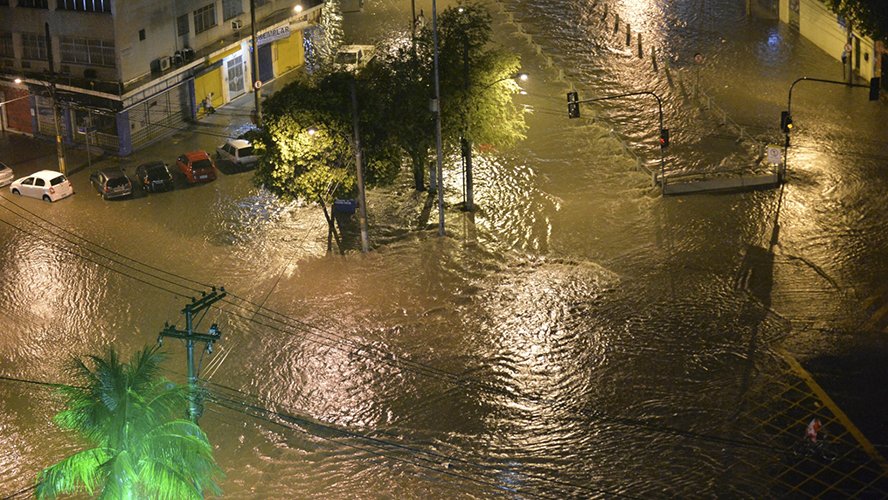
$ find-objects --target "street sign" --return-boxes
[766,145,782,165]
[254,80,262,90]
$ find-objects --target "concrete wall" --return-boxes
[781,0,876,80]
[0,86,34,134]
[115,0,181,85]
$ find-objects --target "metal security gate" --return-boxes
[128,84,189,150]
[227,55,245,98]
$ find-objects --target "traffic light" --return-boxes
[870,77,881,101]
[659,128,669,149]
[780,111,793,134]
[567,91,580,119]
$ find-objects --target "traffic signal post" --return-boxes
[781,76,879,182]
[567,90,667,190]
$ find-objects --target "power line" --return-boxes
[0,191,799,457]
[0,200,785,455]
[0,374,601,498]
[0,217,190,299]
[0,194,212,292]
[1,484,36,500]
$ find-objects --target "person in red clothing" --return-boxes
[805,418,822,443]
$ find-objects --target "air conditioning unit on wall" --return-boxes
[151,56,171,73]
[232,20,243,31]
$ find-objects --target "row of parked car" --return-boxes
[2,139,258,202]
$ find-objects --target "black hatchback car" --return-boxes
[135,161,174,193]
[89,168,133,200]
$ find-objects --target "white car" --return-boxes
[334,45,376,72]
[9,170,75,202]
[0,161,13,187]
[216,138,258,166]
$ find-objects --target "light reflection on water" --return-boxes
[3,0,888,497]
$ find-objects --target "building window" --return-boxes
[21,32,47,61]
[60,36,116,67]
[18,0,48,7]
[193,4,216,35]
[177,14,190,36]
[56,0,112,12]
[222,0,242,21]
[0,33,13,59]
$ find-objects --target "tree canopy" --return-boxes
[253,0,527,201]
[825,0,888,40]
[36,345,222,500]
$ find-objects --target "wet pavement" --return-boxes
[2,0,888,497]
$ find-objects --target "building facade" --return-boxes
[0,0,322,155]
[778,0,885,86]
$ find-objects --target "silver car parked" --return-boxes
[216,138,258,167]
[0,161,13,188]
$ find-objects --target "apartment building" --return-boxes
[0,0,322,155]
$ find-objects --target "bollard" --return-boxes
[626,24,631,46]
[651,47,658,71]
[638,33,643,58]
[614,14,620,33]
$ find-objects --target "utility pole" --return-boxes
[461,35,474,211]
[431,0,445,236]
[158,287,227,422]
[250,0,262,127]
[350,80,370,253]
[45,22,67,175]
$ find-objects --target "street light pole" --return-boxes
[782,76,871,182]
[250,0,262,127]
[350,80,370,253]
[45,22,67,175]
[571,91,665,187]
[431,0,445,236]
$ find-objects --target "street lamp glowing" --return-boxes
[517,73,528,81]
[14,78,22,84]
[293,4,302,13]
[307,127,317,136]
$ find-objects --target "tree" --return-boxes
[365,44,436,191]
[253,72,399,202]
[36,345,222,500]
[253,0,526,204]
[825,0,888,40]
[416,1,527,178]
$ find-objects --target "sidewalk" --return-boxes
[0,65,308,182]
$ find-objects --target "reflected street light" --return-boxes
[462,72,527,212]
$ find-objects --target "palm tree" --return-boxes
[36,345,223,499]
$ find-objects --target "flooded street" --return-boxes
[2,0,888,497]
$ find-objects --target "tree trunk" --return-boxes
[411,152,426,191]
[318,198,344,255]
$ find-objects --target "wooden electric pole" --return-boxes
[158,287,227,422]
